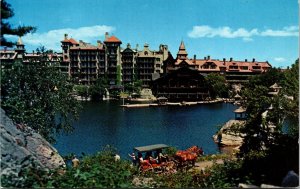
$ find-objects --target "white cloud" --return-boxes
[261,26,298,37]
[187,25,298,40]
[5,25,115,51]
[274,57,286,62]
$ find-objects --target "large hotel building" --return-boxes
[1,33,272,90]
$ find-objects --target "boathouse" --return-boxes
[152,66,210,101]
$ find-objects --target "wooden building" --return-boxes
[152,66,210,101]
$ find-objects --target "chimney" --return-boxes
[136,44,139,50]
[223,58,226,62]
[207,55,210,60]
[245,59,248,62]
[97,40,102,46]
[204,56,206,60]
[105,32,109,40]
[127,43,131,49]
[64,34,68,40]
[252,58,255,62]
[230,57,233,62]
[193,54,196,63]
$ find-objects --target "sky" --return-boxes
[6,0,299,68]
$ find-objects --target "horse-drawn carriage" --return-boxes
[133,144,203,174]
[134,144,176,174]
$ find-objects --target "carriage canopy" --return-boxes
[134,144,169,153]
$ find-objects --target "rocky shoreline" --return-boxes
[212,119,246,149]
[0,109,65,181]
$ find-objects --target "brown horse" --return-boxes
[174,146,204,170]
[186,145,204,156]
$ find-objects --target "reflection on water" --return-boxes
[55,101,237,158]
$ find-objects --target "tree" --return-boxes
[237,60,299,185]
[1,0,36,47]
[245,67,285,90]
[116,65,122,86]
[74,85,89,100]
[205,73,229,98]
[1,62,82,143]
[89,76,109,101]
[281,59,299,134]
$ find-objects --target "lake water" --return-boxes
[54,101,237,159]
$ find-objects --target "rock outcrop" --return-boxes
[213,119,246,146]
[0,108,65,179]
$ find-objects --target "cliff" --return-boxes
[0,108,65,180]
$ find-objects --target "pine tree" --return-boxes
[1,0,36,47]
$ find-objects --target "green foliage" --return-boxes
[164,146,178,157]
[2,148,135,188]
[246,67,285,90]
[204,159,254,188]
[281,59,299,132]
[1,0,36,47]
[1,62,81,143]
[205,73,229,98]
[123,80,143,95]
[152,171,196,188]
[74,85,89,98]
[236,59,299,186]
[89,76,109,100]
[116,65,122,86]
[197,153,231,162]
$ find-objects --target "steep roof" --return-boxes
[177,41,188,55]
[104,36,122,43]
[17,37,23,45]
[61,38,79,44]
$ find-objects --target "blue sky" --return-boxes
[6,0,299,68]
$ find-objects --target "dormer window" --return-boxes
[144,51,148,55]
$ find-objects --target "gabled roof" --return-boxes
[269,83,282,89]
[61,38,79,44]
[122,48,134,53]
[104,36,122,43]
[175,59,194,65]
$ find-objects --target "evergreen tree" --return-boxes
[1,0,36,47]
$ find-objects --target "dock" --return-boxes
[120,103,159,108]
[120,98,228,108]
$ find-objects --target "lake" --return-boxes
[54,100,237,159]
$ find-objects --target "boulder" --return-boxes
[213,119,245,147]
[0,108,65,179]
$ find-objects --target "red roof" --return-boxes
[104,36,121,43]
[61,38,79,44]
[69,38,79,44]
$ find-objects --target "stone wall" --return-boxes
[0,108,65,179]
